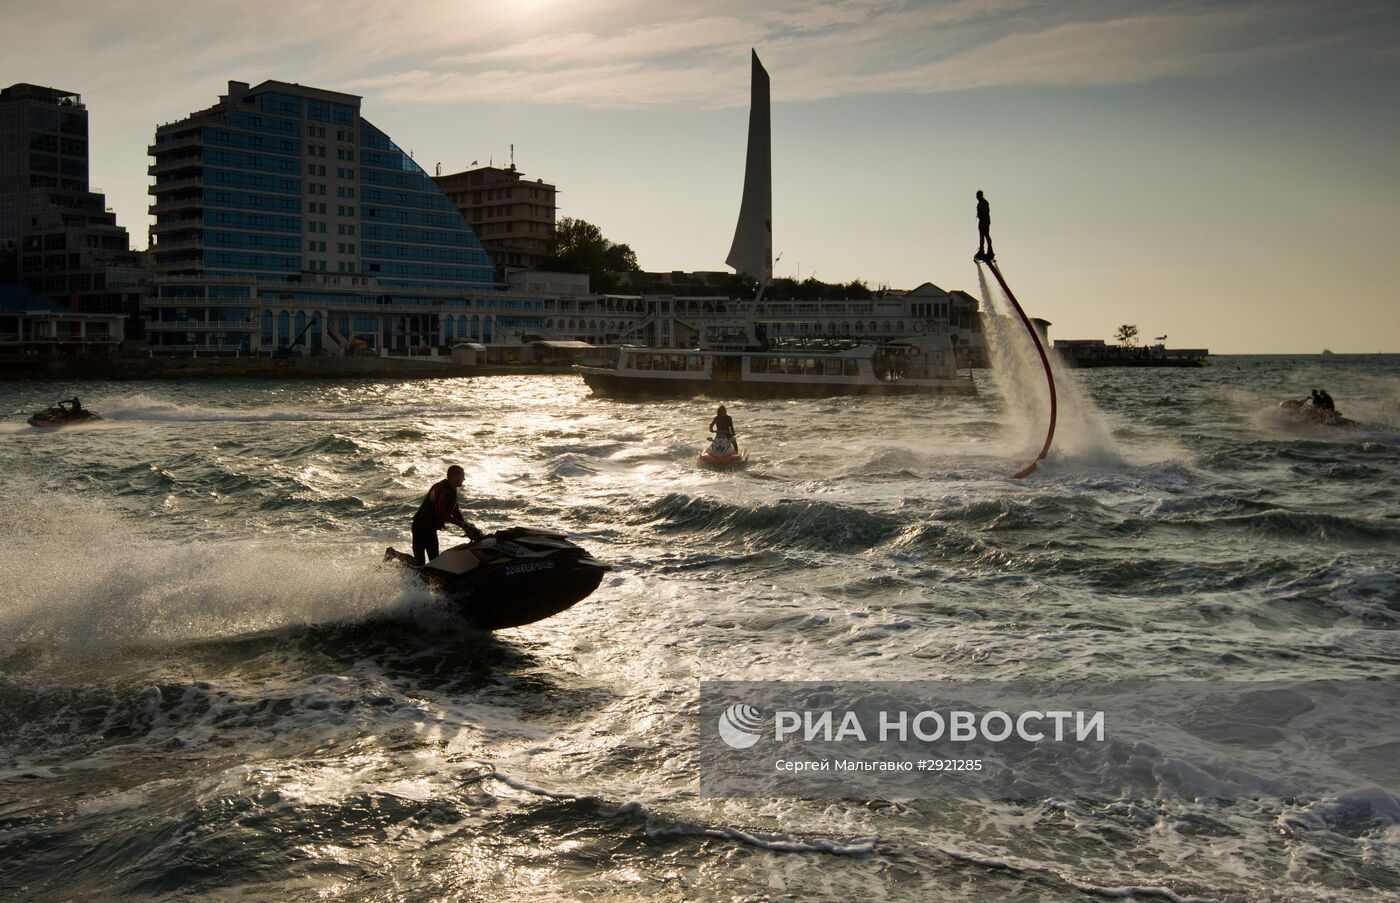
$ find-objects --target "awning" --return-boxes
[530,340,595,349]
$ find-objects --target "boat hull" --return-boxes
[27,410,103,428]
[384,529,608,630]
[576,366,975,398]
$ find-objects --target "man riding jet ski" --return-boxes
[390,467,605,629]
[27,397,101,429]
[384,528,609,630]
[1277,389,1358,428]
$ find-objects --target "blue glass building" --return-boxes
[147,80,542,353]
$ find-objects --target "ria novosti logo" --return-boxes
[717,703,765,749]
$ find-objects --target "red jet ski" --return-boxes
[700,434,747,468]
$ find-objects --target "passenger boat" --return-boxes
[576,319,975,398]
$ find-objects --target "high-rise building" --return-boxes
[433,164,557,275]
[146,81,545,353]
[0,83,144,328]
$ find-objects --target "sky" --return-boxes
[3,0,1398,353]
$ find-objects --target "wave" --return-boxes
[630,493,907,552]
[492,771,877,855]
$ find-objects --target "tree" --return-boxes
[1115,323,1139,347]
[541,217,640,292]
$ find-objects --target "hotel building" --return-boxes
[433,164,557,275]
[146,80,545,354]
[0,83,144,331]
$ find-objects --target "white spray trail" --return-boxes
[976,265,1131,471]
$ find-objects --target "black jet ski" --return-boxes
[27,405,101,428]
[384,527,608,630]
[1277,399,1358,429]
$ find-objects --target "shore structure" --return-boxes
[575,50,976,399]
[2,76,1037,380]
[433,163,557,277]
[1054,339,1208,367]
[143,80,548,359]
[0,84,146,333]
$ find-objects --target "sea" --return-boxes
[1,354,1398,901]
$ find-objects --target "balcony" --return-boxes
[149,157,203,176]
[151,174,204,193]
[146,319,256,331]
[148,134,203,155]
[150,218,203,235]
[151,236,206,251]
[149,197,202,216]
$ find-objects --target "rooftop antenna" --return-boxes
[435,162,441,176]
[510,143,516,171]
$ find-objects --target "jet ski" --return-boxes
[384,527,608,630]
[700,434,747,468]
[27,401,101,429]
[1277,399,1358,429]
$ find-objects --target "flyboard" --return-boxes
[975,253,1057,478]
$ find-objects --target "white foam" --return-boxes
[0,482,437,651]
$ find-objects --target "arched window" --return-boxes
[470,315,480,340]
[483,317,494,343]
[277,310,290,346]
[444,317,455,340]
[260,310,273,346]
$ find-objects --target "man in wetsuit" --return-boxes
[709,405,738,455]
[412,465,483,565]
[975,190,994,262]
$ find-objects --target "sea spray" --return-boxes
[976,265,1141,470]
[0,483,440,652]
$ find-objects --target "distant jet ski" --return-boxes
[1277,398,1359,429]
[384,527,608,630]
[27,401,101,429]
[700,434,747,468]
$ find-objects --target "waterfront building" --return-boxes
[0,83,145,332]
[145,80,545,354]
[538,281,988,367]
[433,164,557,275]
[0,284,126,375]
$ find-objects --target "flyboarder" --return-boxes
[974,190,994,262]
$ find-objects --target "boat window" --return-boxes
[670,355,685,371]
[634,353,650,370]
[824,358,843,375]
[688,355,704,371]
[803,358,818,375]
[844,359,859,376]
[750,356,767,374]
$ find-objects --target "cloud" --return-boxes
[6,0,1393,113]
